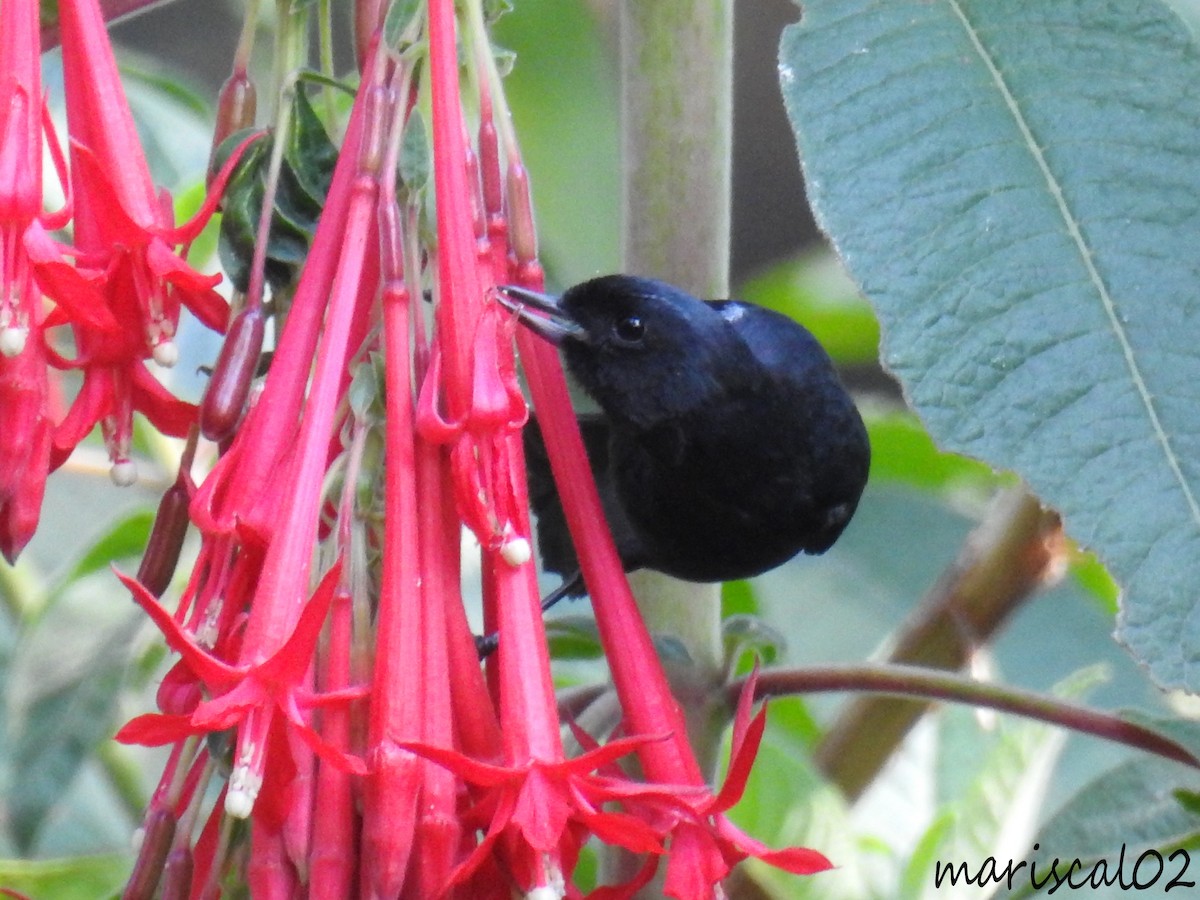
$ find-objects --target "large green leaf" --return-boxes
[780,1,1200,689]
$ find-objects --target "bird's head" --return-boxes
[497,275,755,426]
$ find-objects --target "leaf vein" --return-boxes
[945,0,1200,530]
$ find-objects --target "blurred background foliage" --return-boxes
[0,1,1178,897]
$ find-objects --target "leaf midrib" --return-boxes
[945,0,1200,533]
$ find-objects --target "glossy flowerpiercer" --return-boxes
[498,274,871,607]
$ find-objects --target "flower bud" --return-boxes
[479,118,502,218]
[136,475,193,597]
[199,306,265,443]
[159,844,194,900]
[506,163,538,264]
[209,71,257,180]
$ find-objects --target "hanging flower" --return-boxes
[52,0,255,482]
[111,1,835,896]
[0,0,112,556]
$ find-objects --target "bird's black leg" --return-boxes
[474,569,587,659]
[474,631,500,658]
[540,569,584,613]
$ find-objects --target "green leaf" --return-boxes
[1032,756,1200,865]
[902,672,1094,899]
[483,0,514,23]
[283,86,338,212]
[720,578,757,617]
[864,410,1003,495]
[7,591,140,851]
[176,180,221,268]
[490,43,517,78]
[215,87,338,295]
[722,614,786,669]
[399,108,431,197]
[348,354,382,421]
[384,0,423,48]
[61,511,154,587]
[121,64,211,192]
[780,1,1200,689]
[0,855,131,900]
[545,616,603,659]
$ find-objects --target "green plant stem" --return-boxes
[620,0,733,295]
[614,2,732,893]
[736,662,1200,771]
[814,486,1062,799]
[318,0,337,123]
[619,0,731,686]
[272,0,308,122]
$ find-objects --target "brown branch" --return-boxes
[813,487,1063,799]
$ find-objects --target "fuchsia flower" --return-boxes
[0,0,109,558]
[105,2,834,897]
[51,0,251,482]
[0,0,256,557]
[514,237,833,898]
[116,564,367,822]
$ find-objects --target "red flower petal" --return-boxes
[115,712,204,746]
[131,365,197,438]
[67,141,148,244]
[24,223,116,332]
[114,568,242,687]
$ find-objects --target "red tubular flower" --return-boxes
[51,0,255,481]
[0,320,50,560]
[0,0,115,554]
[510,263,832,898]
[115,565,367,814]
[118,47,393,898]
[501,85,833,900]
[0,0,112,345]
[112,1,835,894]
[384,7,694,895]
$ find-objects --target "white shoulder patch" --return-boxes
[717,303,746,325]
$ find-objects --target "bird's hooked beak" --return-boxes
[494,286,589,345]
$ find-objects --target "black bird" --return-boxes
[499,274,871,606]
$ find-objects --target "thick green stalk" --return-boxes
[610,3,733,892]
[621,0,733,296]
[618,0,732,692]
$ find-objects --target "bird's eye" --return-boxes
[613,315,646,345]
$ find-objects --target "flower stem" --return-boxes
[739,662,1200,772]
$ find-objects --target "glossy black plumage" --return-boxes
[501,274,871,597]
